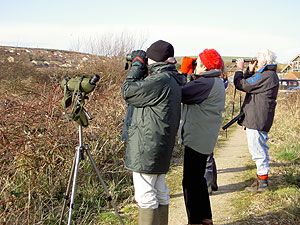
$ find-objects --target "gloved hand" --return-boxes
[180,56,197,74]
[127,50,148,80]
[131,50,147,68]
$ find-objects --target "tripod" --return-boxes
[59,116,124,225]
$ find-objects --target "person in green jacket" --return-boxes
[122,40,183,225]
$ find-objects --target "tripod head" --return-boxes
[60,74,100,127]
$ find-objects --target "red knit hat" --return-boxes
[180,56,197,74]
[199,49,223,70]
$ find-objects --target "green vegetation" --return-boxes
[0,46,136,224]
[0,44,297,224]
[229,92,300,224]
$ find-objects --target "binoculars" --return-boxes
[232,58,257,63]
[124,53,149,70]
[125,53,133,62]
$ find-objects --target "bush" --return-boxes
[0,55,132,224]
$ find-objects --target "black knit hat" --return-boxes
[146,40,174,62]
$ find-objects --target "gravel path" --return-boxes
[168,126,250,225]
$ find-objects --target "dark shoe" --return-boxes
[245,177,268,192]
[202,218,213,225]
[186,219,213,225]
[250,179,258,187]
[211,184,218,191]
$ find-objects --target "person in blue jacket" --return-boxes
[234,49,279,192]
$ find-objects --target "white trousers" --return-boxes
[133,172,170,209]
[246,128,270,175]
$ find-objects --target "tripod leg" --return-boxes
[59,154,76,225]
[67,148,81,225]
[86,149,124,225]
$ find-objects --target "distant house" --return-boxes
[279,55,300,89]
[282,71,300,80]
[281,54,300,75]
[280,54,300,81]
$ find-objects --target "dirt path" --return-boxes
[168,126,250,225]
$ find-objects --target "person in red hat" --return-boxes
[178,49,226,225]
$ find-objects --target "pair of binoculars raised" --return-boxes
[232,58,257,63]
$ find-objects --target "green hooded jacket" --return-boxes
[122,61,182,174]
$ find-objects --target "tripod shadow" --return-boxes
[170,193,184,198]
[217,165,256,174]
[210,180,250,196]
[169,179,251,198]
[169,163,297,199]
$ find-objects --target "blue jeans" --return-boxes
[205,153,218,192]
[246,128,270,175]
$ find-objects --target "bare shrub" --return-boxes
[70,31,148,57]
[0,33,149,224]
[0,76,132,224]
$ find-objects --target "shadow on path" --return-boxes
[217,165,255,174]
[170,193,183,199]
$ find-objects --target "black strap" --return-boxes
[232,88,237,118]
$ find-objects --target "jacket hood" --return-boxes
[197,69,222,78]
[148,62,183,86]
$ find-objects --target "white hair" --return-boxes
[196,56,206,69]
[257,49,277,64]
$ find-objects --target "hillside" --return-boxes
[0,46,102,70]
[0,46,287,75]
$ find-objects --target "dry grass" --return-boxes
[230,91,300,224]
[1,45,296,224]
[0,51,135,224]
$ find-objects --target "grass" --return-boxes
[228,91,300,224]
[165,87,300,225]
[0,50,136,224]
[0,45,296,224]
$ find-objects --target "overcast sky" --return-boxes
[1,0,299,63]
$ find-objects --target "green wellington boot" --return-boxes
[158,204,168,225]
[138,207,159,225]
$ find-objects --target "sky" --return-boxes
[1,0,300,63]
